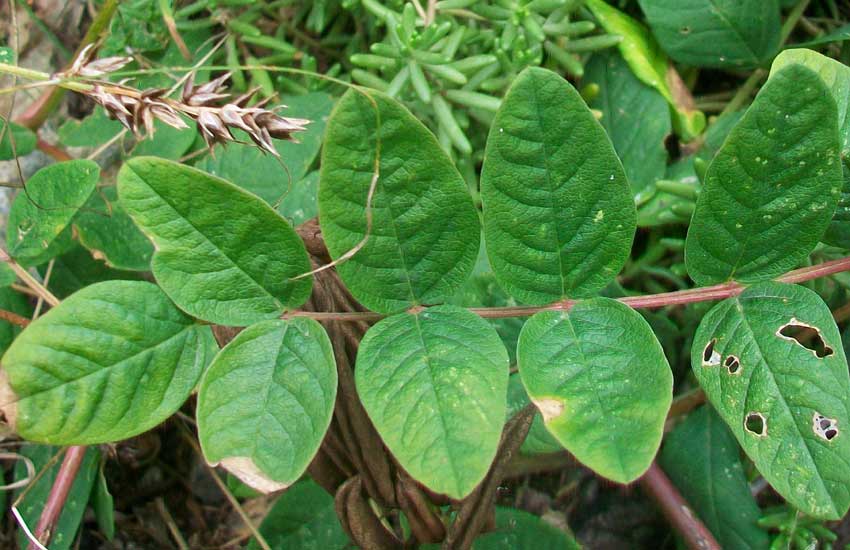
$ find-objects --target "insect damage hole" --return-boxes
[702,338,721,366]
[813,413,839,441]
[744,412,767,437]
[724,355,741,375]
[777,319,834,358]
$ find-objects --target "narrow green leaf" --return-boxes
[197,318,337,493]
[638,0,781,69]
[356,305,509,498]
[481,67,636,305]
[793,24,850,49]
[92,462,115,540]
[517,298,672,483]
[74,187,154,271]
[7,160,99,266]
[0,117,37,160]
[198,93,333,205]
[692,282,850,519]
[1,280,217,444]
[685,64,842,286]
[118,157,313,326]
[319,89,480,314]
[660,406,769,550]
[248,479,349,550]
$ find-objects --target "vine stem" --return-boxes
[27,446,86,550]
[284,255,850,322]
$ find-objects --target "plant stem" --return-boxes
[639,462,721,550]
[284,255,850,322]
[781,0,812,44]
[0,308,31,327]
[0,250,59,307]
[28,446,87,550]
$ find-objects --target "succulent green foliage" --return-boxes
[248,479,348,550]
[7,160,99,266]
[481,67,635,305]
[319,89,480,313]
[1,280,217,444]
[73,187,154,271]
[356,305,509,498]
[118,157,313,326]
[660,406,769,549]
[638,0,781,69]
[692,282,850,519]
[584,51,671,226]
[198,93,333,205]
[517,298,672,483]
[685,65,842,286]
[14,445,100,550]
[197,319,337,493]
[0,117,37,160]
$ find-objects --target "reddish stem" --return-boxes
[639,462,721,550]
[36,139,72,162]
[0,308,30,327]
[29,446,86,550]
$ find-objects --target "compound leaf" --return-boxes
[692,282,850,519]
[197,318,337,493]
[0,280,217,445]
[356,305,509,498]
[685,64,843,285]
[7,160,99,266]
[638,0,781,69]
[118,157,312,326]
[481,67,635,305]
[319,89,480,314]
[517,298,672,483]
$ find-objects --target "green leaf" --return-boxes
[0,286,31,356]
[57,109,123,148]
[660,406,769,550]
[248,479,349,550]
[198,93,333,205]
[356,305,509,498]
[481,67,635,305]
[685,64,843,286]
[1,280,217,444]
[7,160,99,266]
[74,187,154,271]
[14,445,100,550]
[319,89,480,314]
[473,508,580,550]
[824,160,850,249]
[197,318,337,493]
[0,263,16,287]
[42,244,142,299]
[517,298,672,483]
[507,374,563,455]
[277,171,319,226]
[584,51,671,226]
[92,462,115,540]
[118,157,313,326]
[793,23,850,49]
[0,47,14,64]
[638,0,781,69]
[0,117,37,160]
[130,119,195,159]
[692,282,850,519]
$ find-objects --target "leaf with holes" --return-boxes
[355,305,509,498]
[0,280,217,444]
[638,0,781,69]
[118,157,313,326]
[480,67,635,305]
[517,298,672,483]
[660,406,769,550]
[74,187,154,271]
[7,159,99,267]
[685,64,842,286]
[319,89,480,314]
[197,318,337,493]
[692,281,850,519]
[0,117,37,160]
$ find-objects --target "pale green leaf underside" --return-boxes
[197,318,337,492]
[692,282,850,519]
[118,157,313,326]
[318,89,480,314]
[481,67,636,305]
[7,160,99,266]
[517,298,672,483]
[638,0,781,69]
[355,305,509,498]
[685,64,842,286]
[1,280,217,445]
[660,406,769,550]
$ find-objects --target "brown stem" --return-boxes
[28,446,86,550]
[36,139,72,162]
[0,308,30,327]
[639,462,721,550]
